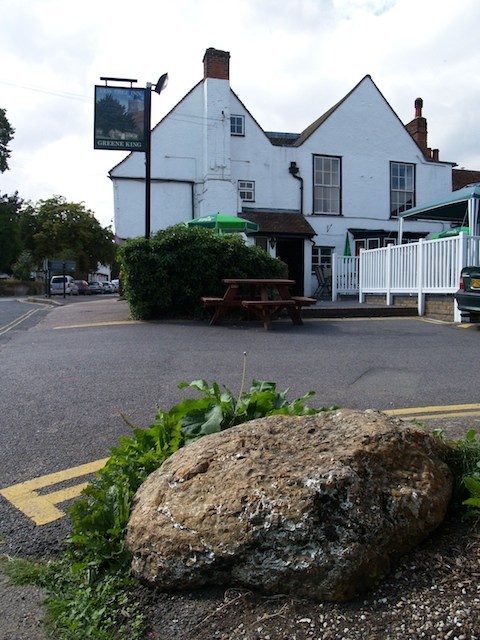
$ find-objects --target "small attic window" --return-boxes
[231,115,245,136]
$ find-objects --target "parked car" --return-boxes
[455,266,480,322]
[88,281,104,294]
[101,281,115,293]
[50,275,79,295]
[74,280,91,295]
[110,279,120,293]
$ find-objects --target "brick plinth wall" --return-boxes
[364,294,455,321]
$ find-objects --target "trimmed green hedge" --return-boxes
[118,225,287,319]
[0,279,45,297]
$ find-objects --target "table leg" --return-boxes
[286,306,303,325]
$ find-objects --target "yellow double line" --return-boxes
[0,308,39,336]
[385,403,480,421]
[2,403,480,527]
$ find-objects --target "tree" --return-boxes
[23,196,117,276]
[0,192,23,273]
[0,108,14,173]
[12,250,34,281]
[95,93,138,136]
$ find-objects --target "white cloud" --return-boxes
[1,0,480,227]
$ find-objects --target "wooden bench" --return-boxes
[201,297,224,307]
[241,299,297,330]
[201,295,245,324]
[291,296,317,308]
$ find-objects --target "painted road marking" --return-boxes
[0,458,109,525]
[2,403,480,526]
[53,320,143,330]
[385,403,480,421]
[0,308,39,336]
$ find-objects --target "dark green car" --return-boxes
[455,266,480,322]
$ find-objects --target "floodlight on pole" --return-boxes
[145,72,168,239]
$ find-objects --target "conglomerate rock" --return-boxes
[126,409,452,601]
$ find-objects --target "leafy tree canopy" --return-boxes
[0,192,23,272]
[95,94,138,136]
[0,108,14,173]
[23,196,117,276]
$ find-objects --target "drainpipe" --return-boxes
[289,161,304,215]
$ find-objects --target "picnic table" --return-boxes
[201,278,316,330]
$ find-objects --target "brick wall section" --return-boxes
[364,294,455,321]
[203,48,230,80]
[424,294,456,321]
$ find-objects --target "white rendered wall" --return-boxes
[112,75,453,255]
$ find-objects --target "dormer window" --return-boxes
[231,115,245,136]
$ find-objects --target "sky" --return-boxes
[1,0,480,230]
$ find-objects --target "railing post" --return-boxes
[358,252,364,303]
[417,238,425,316]
[332,253,338,301]
[386,244,392,305]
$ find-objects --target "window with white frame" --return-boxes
[313,155,341,215]
[230,115,245,136]
[238,180,255,202]
[312,246,333,272]
[390,162,415,217]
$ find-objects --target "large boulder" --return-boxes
[126,410,453,601]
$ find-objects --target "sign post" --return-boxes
[94,74,168,239]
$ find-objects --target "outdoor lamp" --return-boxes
[145,72,168,239]
[154,73,168,94]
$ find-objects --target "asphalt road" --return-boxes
[1,296,480,558]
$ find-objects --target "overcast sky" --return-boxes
[1,0,479,229]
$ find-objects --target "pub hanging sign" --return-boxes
[94,85,146,151]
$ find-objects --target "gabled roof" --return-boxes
[292,75,388,146]
[293,93,352,146]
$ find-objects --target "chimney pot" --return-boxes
[415,97,423,118]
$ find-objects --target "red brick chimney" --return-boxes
[203,48,230,80]
[405,97,429,157]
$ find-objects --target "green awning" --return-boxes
[399,184,480,224]
[398,183,480,242]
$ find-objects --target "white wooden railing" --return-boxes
[331,234,480,321]
[331,255,359,299]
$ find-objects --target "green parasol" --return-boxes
[430,226,469,240]
[185,213,259,233]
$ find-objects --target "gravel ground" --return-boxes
[1,366,478,640]
[140,512,480,640]
[0,570,46,640]
[2,500,477,640]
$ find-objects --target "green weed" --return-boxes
[434,428,480,518]
[9,376,329,639]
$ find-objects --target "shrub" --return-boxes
[435,428,480,518]
[117,225,287,319]
[0,278,44,296]
[67,378,328,574]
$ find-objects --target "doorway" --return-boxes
[275,238,304,295]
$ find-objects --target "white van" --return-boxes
[50,275,79,295]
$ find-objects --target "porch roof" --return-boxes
[241,210,316,237]
[399,183,480,224]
